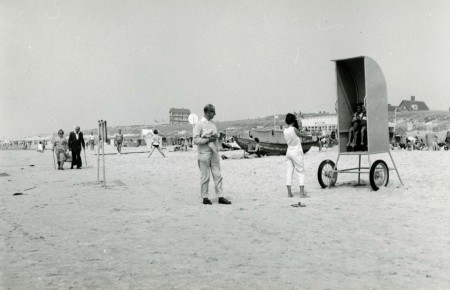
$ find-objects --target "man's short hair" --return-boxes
[204,104,214,113]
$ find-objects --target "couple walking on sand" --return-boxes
[53,126,86,170]
[193,105,308,208]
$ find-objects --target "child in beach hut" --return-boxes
[346,103,364,147]
[359,103,367,146]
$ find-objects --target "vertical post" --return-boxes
[357,154,361,185]
[102,120,106,187]
[104,121,108,144]
[97,120,101,183]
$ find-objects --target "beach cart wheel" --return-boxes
[318,160,338,188]
[369,160,389,191]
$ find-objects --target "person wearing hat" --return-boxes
[68,126,86,169]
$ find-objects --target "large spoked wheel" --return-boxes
[318,160,338,188]
[369,160,389,191]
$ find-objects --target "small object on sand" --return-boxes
[29,164,35,167]
[291,202,306,207]
[0,172,9,177]
[13,192,23,196]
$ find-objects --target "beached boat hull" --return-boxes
[235,137,316,156]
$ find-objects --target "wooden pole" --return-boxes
[102,120,106,187]
[97,120,101,183]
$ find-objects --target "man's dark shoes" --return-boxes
[218,197,231,204]
[203,198,212,205]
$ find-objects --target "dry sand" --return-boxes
[1,145,449,289]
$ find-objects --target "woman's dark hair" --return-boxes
[154,129,158,134]
[254,137,259,143]
[285,113,299,129]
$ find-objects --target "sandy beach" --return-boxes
[1,146,449,289]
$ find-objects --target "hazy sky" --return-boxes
[1,0,449,139]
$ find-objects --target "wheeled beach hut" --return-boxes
[317,56,404,190]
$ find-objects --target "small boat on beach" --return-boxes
[234,136,317,156]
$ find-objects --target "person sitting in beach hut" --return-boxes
[346,103,364,147]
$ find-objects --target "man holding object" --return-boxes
[193,104,231,205]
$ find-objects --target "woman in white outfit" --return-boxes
[283,113,310,207]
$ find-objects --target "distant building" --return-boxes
[301,115,337,133]
[398,96,429,111]
[169,108,191,124]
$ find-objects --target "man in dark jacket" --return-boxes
[68,126,86,169]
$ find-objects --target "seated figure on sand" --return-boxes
[245,137,261,158]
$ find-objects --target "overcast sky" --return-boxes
[1,0,449,139]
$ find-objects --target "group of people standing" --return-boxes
[193,104,308,208]
[50,105,310,208]
[53,126,86,170]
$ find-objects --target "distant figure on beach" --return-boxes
[89,132,95,151]
[53,129,68,170]
[148,129,166,158]
[115,129,124,155]
[193,104,231,205]
[444,131,450,150]
[284,113,310,207]
[68,126,85,169]
[245,137,261,158]
[37,141,44,153]
[425,132,439,151]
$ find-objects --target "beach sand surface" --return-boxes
[1,146,449,289]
